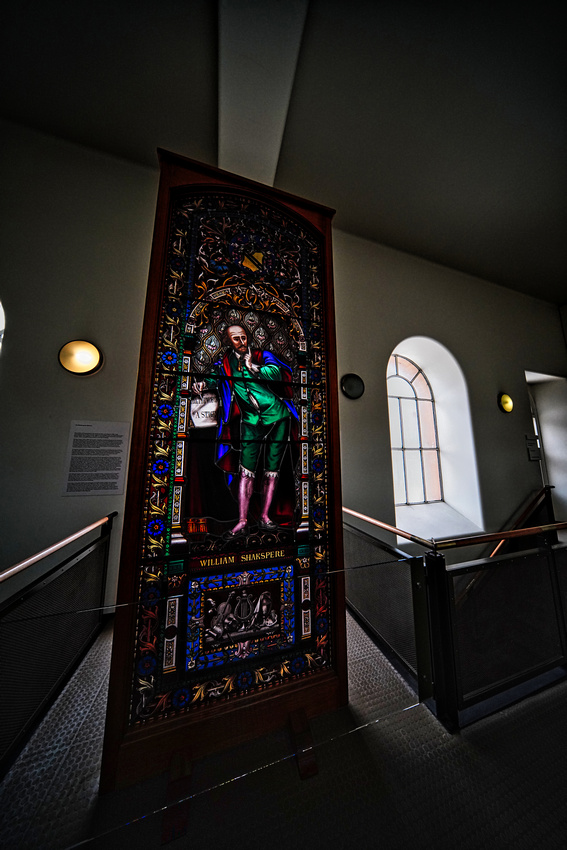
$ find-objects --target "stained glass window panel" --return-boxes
[125,187,338,724]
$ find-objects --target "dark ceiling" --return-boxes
[2,0,565,304]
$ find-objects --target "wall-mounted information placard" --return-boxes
[62,420,130,496]
[101,151,346,790]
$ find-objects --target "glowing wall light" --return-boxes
[497,392,514,413]
[58,340,103,375]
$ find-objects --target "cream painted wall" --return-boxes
[0,120,158,600]
[1,120,566,599]
[333,229,567,553]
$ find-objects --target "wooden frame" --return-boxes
[100,150,347,791]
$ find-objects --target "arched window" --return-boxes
[387,337,483,543]
[387,355,442,505]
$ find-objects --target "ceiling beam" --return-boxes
[218,0,308,185]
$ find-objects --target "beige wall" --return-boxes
[1,119,566,597]
[333,229,567,550]
[0,120,158,599]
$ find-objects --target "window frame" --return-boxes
[387,354,443,506]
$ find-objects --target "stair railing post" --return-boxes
[424,549,460,731]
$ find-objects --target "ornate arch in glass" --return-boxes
[387,354,443,505]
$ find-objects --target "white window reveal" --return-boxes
[387,337,483,544]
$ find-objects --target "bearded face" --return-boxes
[227,325,248,355]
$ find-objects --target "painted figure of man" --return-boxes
[193,324,298,536]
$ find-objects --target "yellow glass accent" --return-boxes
[58,340,102,374]
[242,251,263,271]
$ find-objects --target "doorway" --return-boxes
[525,371,567,539]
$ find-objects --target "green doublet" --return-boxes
[205,350,291,473]
[230,352,290,427]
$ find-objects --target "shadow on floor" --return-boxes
[1,614,566,849]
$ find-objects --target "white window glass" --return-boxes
[418,400,436,448]
[388,375,414,398]
[388,399,402,449]
[397,357,418,383]
[411,372,431,400]
[400,398,420,448]
[391,450,406,504]
[423,450,442,501]
[405,451,425,503]
[386,356,397,378]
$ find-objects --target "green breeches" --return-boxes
[240,416,290,474]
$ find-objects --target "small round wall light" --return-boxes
[58,340,103,375]
[340,373,365,400]
[497,392,514,413]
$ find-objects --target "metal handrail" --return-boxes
[342,507,432,548]
[489,486,552,558]
[0,513,118,584]
[342,506,567,553]
[433,521,567,550]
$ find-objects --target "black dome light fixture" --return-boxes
[340,373,365,400]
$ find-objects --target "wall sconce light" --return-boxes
[497,392,514,413]
[58,340,103,375]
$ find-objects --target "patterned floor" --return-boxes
[1,612,566,849]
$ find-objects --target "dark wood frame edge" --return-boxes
[100,151,347,792]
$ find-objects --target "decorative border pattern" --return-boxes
[131,191,333,724]
[185,566,295,670]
